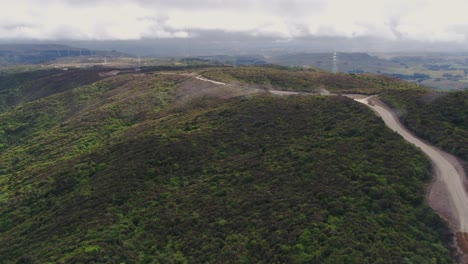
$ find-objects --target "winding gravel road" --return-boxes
[354,96,468,232]
[195,75,227,85]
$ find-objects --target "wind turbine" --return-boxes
[332,51,338,73]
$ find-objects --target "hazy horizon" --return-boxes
[2,0,468,56]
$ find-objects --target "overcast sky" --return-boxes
[2,0,468,44]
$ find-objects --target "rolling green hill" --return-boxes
[268,52,401,74]
[202,66,424,94]
[265,52,468,91]
[0,67,455,263]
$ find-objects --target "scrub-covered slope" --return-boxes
[0,68,454,263]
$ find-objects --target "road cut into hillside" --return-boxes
[353,96,468,260]
[195,75,332,96]
[195,75,227,85]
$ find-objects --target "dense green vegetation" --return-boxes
[381,90,467,161]
[0,67,455,263]
[202,66,424,94]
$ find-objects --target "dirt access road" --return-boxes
[195,75,331,95]
[195,75,227,85]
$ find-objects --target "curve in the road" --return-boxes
[354,96,468,233]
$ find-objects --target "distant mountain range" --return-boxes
[2,43,468,90]
[267,52,401,73]
[0,44,129,65]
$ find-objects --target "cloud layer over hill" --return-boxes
[2,0,468,44]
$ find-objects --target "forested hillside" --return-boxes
[381,90,467,161]
[0,67,455,263]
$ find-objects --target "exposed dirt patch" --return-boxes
[174,77,264,108]
[99,70,120,77]
[456,233,468,263]
[429,178,459,229]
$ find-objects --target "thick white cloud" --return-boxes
[1,0,468,42]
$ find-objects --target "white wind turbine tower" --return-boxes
[332,51,338,73]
